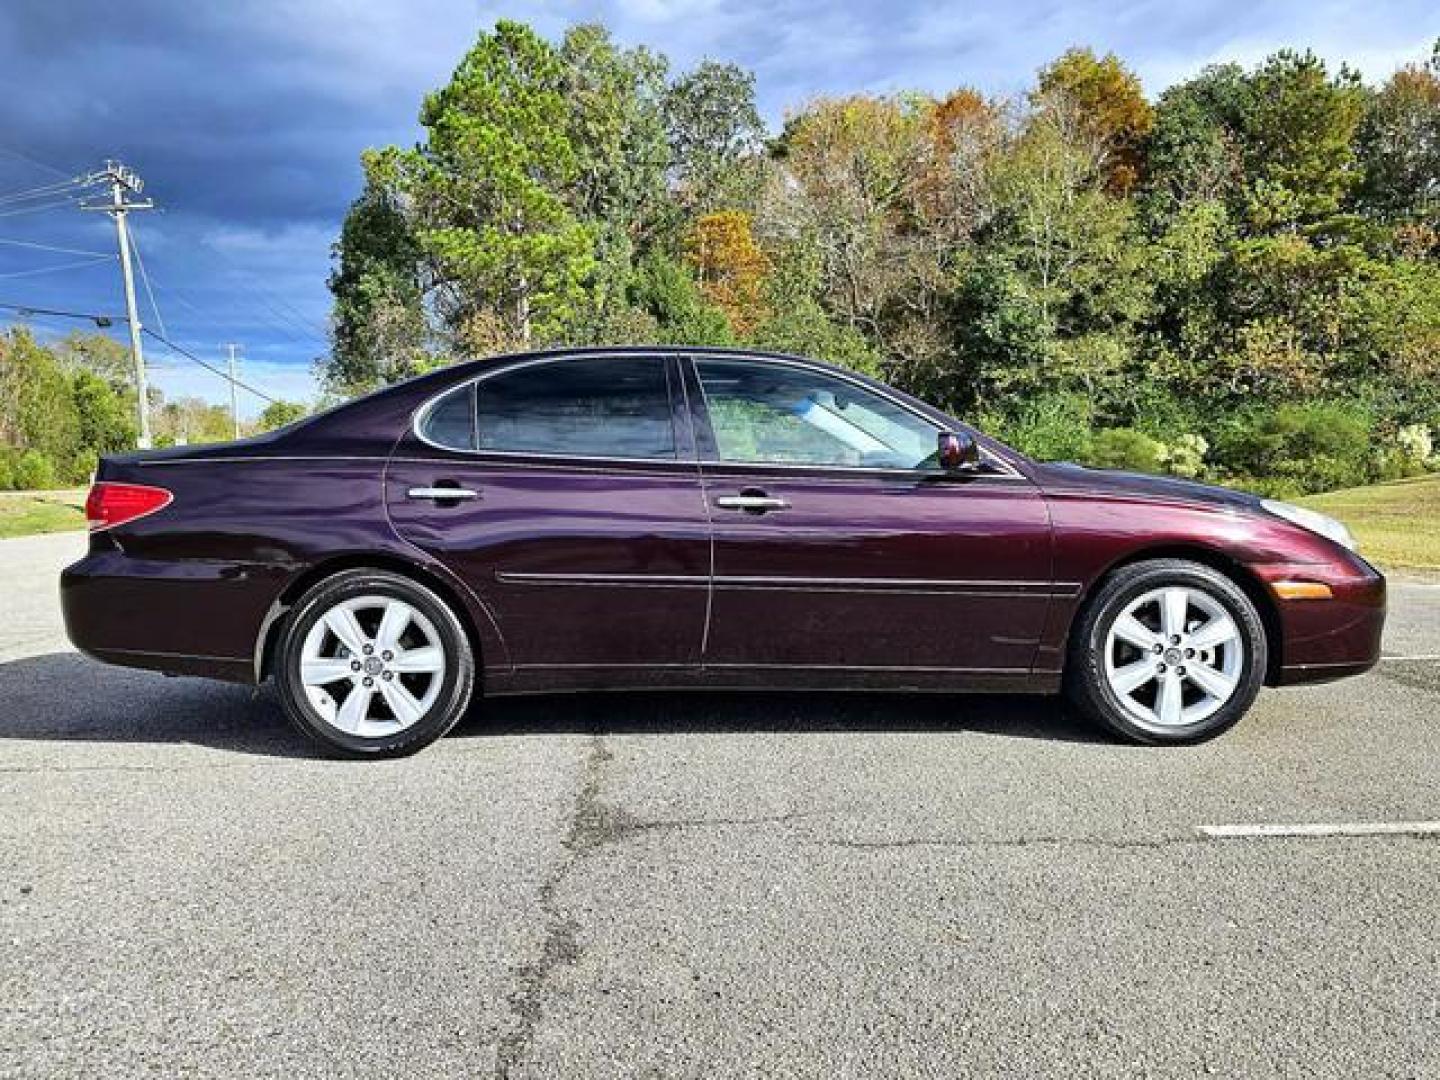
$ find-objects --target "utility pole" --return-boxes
[224,343,242,439]
[81,161,154,448]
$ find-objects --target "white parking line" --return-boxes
[1197,822,1440,840]
[1379,654,1440,662]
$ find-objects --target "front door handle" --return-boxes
[407,486,479,502]
[714,493,789,513]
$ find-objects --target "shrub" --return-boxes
[1087,428,1164,473]
[0,451,15,491]
[988,392,1093,462]
[1374,423,1434,481]
[1212,403,1373,494]
[1395,423,1434,466]
[1157,433,1209,478]
[69,448,99,485]
[13,449,57,490]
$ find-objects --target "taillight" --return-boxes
[85,482,173,532]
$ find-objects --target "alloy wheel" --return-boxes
[298,595,447,737]
[1102,585,1244,731]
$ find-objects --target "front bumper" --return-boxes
[1250,556,1386,686]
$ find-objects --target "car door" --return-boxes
[386,353,711,682]
[686,355,1055,687]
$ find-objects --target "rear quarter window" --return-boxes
[419,383,477,450]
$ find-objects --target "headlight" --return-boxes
[1260,499,1357,552]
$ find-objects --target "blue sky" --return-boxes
[1,1,1436,417]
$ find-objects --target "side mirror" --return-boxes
[938,430,982,473]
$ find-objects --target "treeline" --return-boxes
[0,329,306,488]
[327,22,1440,495]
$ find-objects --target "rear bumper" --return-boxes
[62,547,282,684]
[1251,556,1386,686]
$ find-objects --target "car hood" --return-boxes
[1029,461,1262,511]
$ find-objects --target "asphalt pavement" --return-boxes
[2,531,1437,1078]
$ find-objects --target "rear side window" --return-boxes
[419,382,477,450]
[474,356,675,459]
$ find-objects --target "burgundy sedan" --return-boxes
[62,347,1384,756]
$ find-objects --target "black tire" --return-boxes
[1065,559,1267,745]
[274,569,476,758]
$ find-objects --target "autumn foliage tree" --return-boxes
[1037,48,1154,195]
[684,211,770,335]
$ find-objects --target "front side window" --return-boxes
[696,359,938,469]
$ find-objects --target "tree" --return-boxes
[71,370,135,462]
[1355,46,1440,225]
[153,397,234,446]
[1239,51,1367,230]
[255,400,309,432]
[0,329,81,478]
[366,20,595,349]
[684,211,770,335]
[764,96,935,357]
[666,61,766,213]
[950,98,1153,412]
[560,25,670,231]
[1144,64,1250,216]
[325,178,432,394]
[53,331,135,392]
[1036,48,1154,195]
[626,253,736,345]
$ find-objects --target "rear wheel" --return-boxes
[274,569,475,757]
[1066,559,1267,744]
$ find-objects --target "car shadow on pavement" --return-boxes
[0,652,1109,760]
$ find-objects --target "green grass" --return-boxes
[1300,473,1440,574]
[0,488,87,539]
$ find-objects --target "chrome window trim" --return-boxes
[409,351,1029,481]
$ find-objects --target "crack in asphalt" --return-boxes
[494,734,825,1077]
[494,733,610,1080]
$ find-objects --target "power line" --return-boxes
[120,216,328,354]
[0,292,287,408]
[125,236,326,358]
[0,199,81,220]
[141,327,279,405]
[0,145,75,180]
[0,236,112,257]
[127,222,167,338]
[0,255,114,280]
[199,238,330,347]
[0,298,122,325]
[0,180,85,207]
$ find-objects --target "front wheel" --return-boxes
[274,569,476,757]
[1065,559,1268,744]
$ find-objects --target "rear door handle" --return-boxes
[714,494,789,513]
[407,486,479,501]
